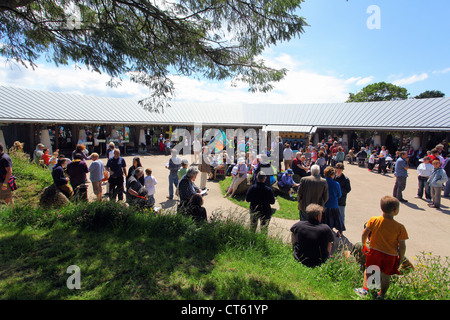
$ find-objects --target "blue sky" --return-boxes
[1,0,449,104]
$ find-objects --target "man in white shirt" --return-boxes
[415,156,434,200]
[193,137,202,164]
[283,144,294,170]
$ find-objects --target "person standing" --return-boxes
[415,156,433,201]
[283,143,294,170]
[144,168,158,205]
[106,149,127,202]
[297,164,329,221]
[393,151,409,203]
[427,159,448,209]
[323,167,344,237]
[334,163,351,226]
[290,204,334,268]
[246,173,276,233]
[0,143,14,205]
[198,146,210,191]
[166,149,181,200]
[89,153,105,201]
[193,137,202,164]
[443,156,450,198]
[354,196,408,299]
[66,153,89,194]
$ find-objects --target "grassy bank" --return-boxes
[0,152,448,300]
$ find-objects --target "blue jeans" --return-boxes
[444,181,450,197]
[338,205,346,226]
[168,174,179,198]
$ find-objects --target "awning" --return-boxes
[262,125,315,134]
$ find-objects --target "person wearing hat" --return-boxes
[277,168,299,197]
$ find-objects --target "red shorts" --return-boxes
[365,249,400,276]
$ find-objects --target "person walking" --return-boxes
[354,196,408,299]
[393,151,409,203]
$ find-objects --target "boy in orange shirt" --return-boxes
[354,196,408,299]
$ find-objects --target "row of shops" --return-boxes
[1,85,449,158]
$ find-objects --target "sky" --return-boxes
[1,0,450,104]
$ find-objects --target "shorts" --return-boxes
[0,184,13,200]
[92,181,102,195]
[365,249,400,276]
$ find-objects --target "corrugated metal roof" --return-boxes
[1,85,449,131]
[262,125,314,134]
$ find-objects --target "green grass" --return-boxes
[7,151,53,207]
[219,176,299,220]
[0,202,360,300]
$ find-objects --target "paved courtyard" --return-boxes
[86,153,450,260]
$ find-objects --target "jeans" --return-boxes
[168,173,179,198]
[417,176,431,199]
[393,176,407,200]
[338,205,346,226]
[109,175,124,201]
[444,181,450,197]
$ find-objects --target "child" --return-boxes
[354,196,408,299]
[415,156,433,201]
[144,168,158,205]
[368,150,377,171]
[178,159,189,180]
[185,193,207,223]
[42,148,51,167]
[427,159,448,209]
[48,150,59,170]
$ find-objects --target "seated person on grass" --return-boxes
[277,168,299,197]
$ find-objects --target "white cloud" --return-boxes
[0,59,149,98]
[345,76,374,86]
[432,67,450,75]
[392,73,428,86]
[0,55,355,104]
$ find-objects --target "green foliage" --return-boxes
[1,0,308,109]
[346,82,409,102]
[414,90,445,99]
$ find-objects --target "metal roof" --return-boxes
[1,85,449,131]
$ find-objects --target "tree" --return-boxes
[346,82,409,103]
[0,0,307,111]
[414,90,445,99]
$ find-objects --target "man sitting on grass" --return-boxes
[290,203,334,268]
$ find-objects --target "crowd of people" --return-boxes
[2,134,449,299]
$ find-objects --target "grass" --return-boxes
[0,202,360,300]
[219,176,299,220]
[7,151,53,207]
[0,152,448,300]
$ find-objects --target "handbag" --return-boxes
[8,175,18,191]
